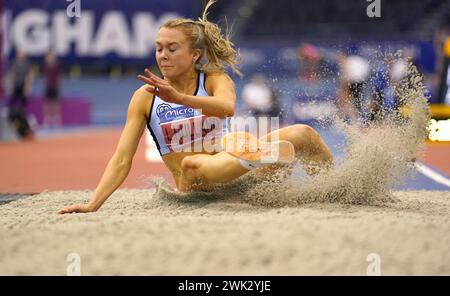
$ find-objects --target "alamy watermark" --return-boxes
[66,252,81,276]
[366,253,381,276]
[66,0,81,18]
[161,113,290,164]
[366,0,381,18]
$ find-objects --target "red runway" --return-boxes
[0,128,173,193]
[0,128,449,193]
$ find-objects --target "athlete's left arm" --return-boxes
[138,69,235,118]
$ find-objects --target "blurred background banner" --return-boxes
[0,0,199,127]
[3,0,196,65]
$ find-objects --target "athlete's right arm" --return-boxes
[58,87,151,214]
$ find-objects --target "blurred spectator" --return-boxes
[297,43,321,82]
[434,25,450,82]
[241,74,283,132]
[443,38,450,105]
[436,25,450,104]
[42,51,63,127]
[370,52,410,122]
[337,52,371,122]
[7,49,35,139]
[268,88,282,120]
[241,74,280,118]
[369,48,422,122]
[369,60,389,122]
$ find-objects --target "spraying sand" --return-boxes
[152,64,431,207]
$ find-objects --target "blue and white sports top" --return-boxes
[146,72,230,156]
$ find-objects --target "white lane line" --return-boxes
[415,162,450,188]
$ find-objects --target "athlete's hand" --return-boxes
[138,68,184,104]
[58,203,96,214]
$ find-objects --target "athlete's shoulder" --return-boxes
[129,85,154,117]
[134,84,155,98]
[204,71,235,93]
[132,85,156,104]
[204,71,233,81]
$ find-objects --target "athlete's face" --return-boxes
[155,27,201,78]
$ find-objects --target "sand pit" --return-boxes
[0,188,449,275]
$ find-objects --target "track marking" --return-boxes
[415,162,450,188]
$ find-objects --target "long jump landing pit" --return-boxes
[0,188,449,275]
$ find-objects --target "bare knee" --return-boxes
[286,124,318,150]
[291,124,317,137]
[179,156,204,192]
[288,124,334,167]
[181,155,201,172]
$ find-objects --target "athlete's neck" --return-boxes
[165,70,198,96]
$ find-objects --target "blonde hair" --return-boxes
[161,0,242,76]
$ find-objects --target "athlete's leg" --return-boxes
[178,124,333,192]
[257,123,334,175]
[178,151,249,192]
